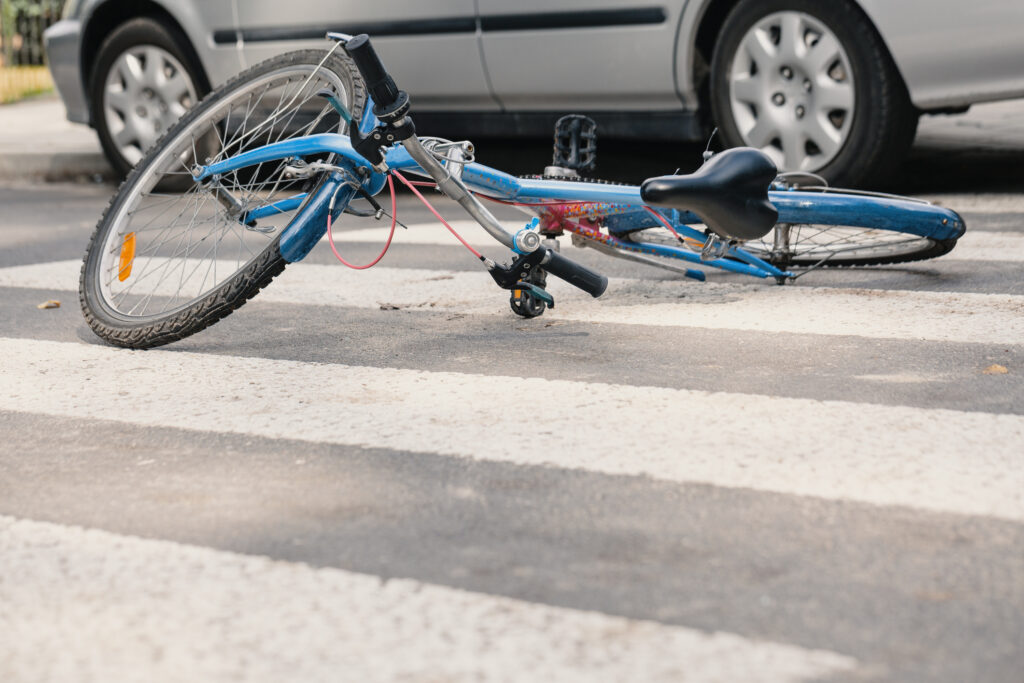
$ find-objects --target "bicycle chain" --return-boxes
[518,174,629,186]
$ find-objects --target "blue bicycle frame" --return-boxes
[193,97,966,281]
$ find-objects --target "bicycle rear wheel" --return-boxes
[622,190,964,270]
[80,49,365,348]
[738,224,958,268]
[625,223,957,270]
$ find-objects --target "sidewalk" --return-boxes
[0,94,112,182]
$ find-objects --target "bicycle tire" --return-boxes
[624,224,957,269]
[80,49,366,349]
[622,187,963,269]
[739,226,958,268]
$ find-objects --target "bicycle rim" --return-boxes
[740,224,949,267]
[624,223,950,270]
[91,55,355,322]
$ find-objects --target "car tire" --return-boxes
[709,0,918,187]
[89,17,208,178]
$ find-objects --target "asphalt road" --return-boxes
[1,121,1023,682]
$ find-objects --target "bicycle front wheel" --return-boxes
[80,49,366,348]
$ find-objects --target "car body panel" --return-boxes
[478,0,685,111]
[674,0,1024,111]
[45,0,243,125]
[229,0,498,111]
[46,0,1024,135]
[43,18,89,123]
[675,0,722,111]
[160,0,243,89]
[857,0,1024,108]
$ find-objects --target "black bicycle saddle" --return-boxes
[640,147,778,241]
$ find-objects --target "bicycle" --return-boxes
[79,33,966,348]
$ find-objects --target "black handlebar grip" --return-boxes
[344,34,400,111]
[543,250,608,298]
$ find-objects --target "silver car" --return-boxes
[45,0,1024,186]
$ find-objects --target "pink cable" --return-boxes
[325,173,397,269]
[392,170,483,259]
[474,193,687,242]
[643,205,688,243]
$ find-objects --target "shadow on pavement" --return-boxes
[470,101,1024,194]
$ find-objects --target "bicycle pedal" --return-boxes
[246,224,276,234]
[701,234,729,260]
[513,282,554,309]
[552,114,597,174]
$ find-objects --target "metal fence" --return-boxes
[1,0,64,67]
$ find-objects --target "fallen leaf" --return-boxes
[37,300,60,309]
[983,364,1009,375]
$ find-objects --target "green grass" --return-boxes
[0,65,53,103]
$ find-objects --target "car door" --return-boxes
[478,0,686,112]
[229,0,498,111]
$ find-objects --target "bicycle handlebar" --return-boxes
[341,33,609,299]
[543,250,608,298]
[343,34,403,116]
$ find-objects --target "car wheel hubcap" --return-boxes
[728,11,855,172]
[103,45,198,166]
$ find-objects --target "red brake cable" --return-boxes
[325,173,398,269]
[392,170,484,260]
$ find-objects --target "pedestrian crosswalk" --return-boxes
[3,257,1023,344]
[2,336,1022,520]
[0,515,856,682]
[1,212,1022,682]
[325,220,1024,263]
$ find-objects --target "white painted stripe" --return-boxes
[332,219,504,248]
[946,230,1024,262]
[919,194,1024,215]
[1,338,1022,520]
[333,222,1024,261]
[0,515,856,683]
[4,260,1024,344]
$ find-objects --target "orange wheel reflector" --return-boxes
[118,232,136,282]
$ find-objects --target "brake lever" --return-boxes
[487,248,548,290]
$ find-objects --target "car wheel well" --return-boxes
[691,0,910,128]
[80,0,211,116]
[692,0,740,129]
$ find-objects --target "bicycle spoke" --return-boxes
[93,55,352,323]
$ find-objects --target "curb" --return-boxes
[0,93,115,183]
[0,151,114,183]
